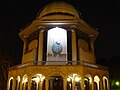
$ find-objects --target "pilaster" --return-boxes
[38,28,44,64]
[28,78,31,90]
[81,76,85,90]
[45,78,49,90]
[91,77,94,90]
[71,30,77,65]
[63,78,67,90]
[89,35,95,63]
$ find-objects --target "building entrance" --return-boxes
[49,76,63,90]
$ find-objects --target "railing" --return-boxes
[83,61,108,70]
[9,61,80,70]
[9,60,108,70]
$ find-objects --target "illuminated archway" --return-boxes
[103,76,108,90]
[8,77,14,90]
[84,75,92,90]
[31,74,45,90]
[46,27,67,65]
[49,75,63,90]
[22,74,28,90]
[67,74,81,90]
[94,75,100,90]
[15,76,20,90]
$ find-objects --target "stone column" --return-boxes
[38,29,44,65]
[100,78,103,90]
[12,78,15,90]
[63,79,67,90]
[40,81,43,90]
[45,78,49,90]
[28,78,31,90]
[17,79,20,90]
[71,30,77,65]
[89,35,95,63]
[22,36,28,64]
[20,79,22,90]
[72,80,75,90]
[81,76,85,90]
[107,79,110,90]
[91,77,94,90]
[22,36,29,54]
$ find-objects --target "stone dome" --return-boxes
[38,2,80,18]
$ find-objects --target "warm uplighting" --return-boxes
[32,74,45,82]
[17,76,20,82]
[94,75,100,90]
[23,78,28,83]
[22,74,28,83]
[67,77,71,82]
[47,27,67,62]
[32,77,40,83]
[47,27,67,43]
[74,76,81,82]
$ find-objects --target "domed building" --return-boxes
[7,2,110,90]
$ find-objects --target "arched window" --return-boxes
[94,75,100,90]
[49,76,63,90]
[8,77,14,90]
[67,74,81,90]
[31,74,45,90]
[103,76,108,90]
[67,77,72,90]
[15,76,21,90]
[84,75,92,90]
[22,74,28,90]
[46,27,67,65]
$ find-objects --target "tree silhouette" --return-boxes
[0,48,21,90]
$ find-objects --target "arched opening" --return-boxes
[8,77,14,90]
[84,75,92,90]
[94,75,100,90]
[31,74,45,90]
[15,76,20,90]
[46,27,67,65]
[67,74,81,90]
[49,76,63,90]
[22,74,28,90]
[103,76,108,90]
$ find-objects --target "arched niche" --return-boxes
[94,75,100,90]
[49,75,63,90]
[46,27,67,65]
[84,74,92,90]
[8,77,14,90]
[22,74,28,90]
[102,76,108,90]
[15,76,21,90]
[31,74,45,90]
[67,74,81,90]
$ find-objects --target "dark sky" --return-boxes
[0,0,120,61]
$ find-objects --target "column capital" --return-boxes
[70,25,77,29]
[38,26,45,30]
[89,34,94,37]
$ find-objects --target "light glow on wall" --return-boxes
[31,74,45,83]
[74,76,81,82]
[94,75,100,90]
[47,27,67,64]
[22,74,28,83]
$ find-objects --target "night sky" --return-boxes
[0,0,120,63]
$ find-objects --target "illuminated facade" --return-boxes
[7,2,110,90]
